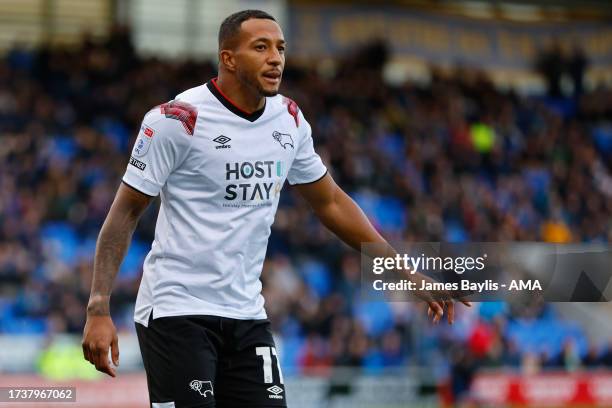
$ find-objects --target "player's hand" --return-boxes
[427,299,471,325]
[403,272,471,324]
[82,315,120,377]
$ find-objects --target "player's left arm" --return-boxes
[294,173,469,323]
[287,107,467,322]
[293,173,384,252]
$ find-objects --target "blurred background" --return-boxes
[0,0,611,407]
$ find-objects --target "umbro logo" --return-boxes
[213,135,231,149]
[267,385,284,399]
[267,385,283,395]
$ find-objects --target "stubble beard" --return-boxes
[237,69,279,98]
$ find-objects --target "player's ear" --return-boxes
[219,50,237,72]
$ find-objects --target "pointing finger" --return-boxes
[111,335,120,367]
[447,301,455,325]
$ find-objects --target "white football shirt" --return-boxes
[122,79,327,325]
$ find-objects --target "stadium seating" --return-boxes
[0,29,611,377]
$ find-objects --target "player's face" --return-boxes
[234,19,285,97]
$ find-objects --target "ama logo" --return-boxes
[272,131,294,149]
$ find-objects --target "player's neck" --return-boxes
[214,76,265,114]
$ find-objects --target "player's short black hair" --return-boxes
[218,10,276,50]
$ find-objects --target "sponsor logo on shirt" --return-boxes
[272,131,294,149]
[143,126,155,137]
[133,125,154,157]
[129,156,146,171]
[223,160,284,202]
[213,135,231,149]
[189,380,214,397]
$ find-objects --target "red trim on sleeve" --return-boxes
[282,96,300,127]
[159,100,198,135]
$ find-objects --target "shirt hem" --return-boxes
[122,173,161,196]
[288,168,328,186]
[135,306,267,324]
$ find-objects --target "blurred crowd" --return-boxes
[0,28,611,389]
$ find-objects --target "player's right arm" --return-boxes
[82,183,153,377]
[82,101,196,377]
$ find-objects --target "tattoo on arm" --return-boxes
[88,209,139,316]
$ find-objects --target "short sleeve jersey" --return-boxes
[123,79,327,325]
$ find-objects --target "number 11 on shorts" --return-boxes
[255,347,284,384]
